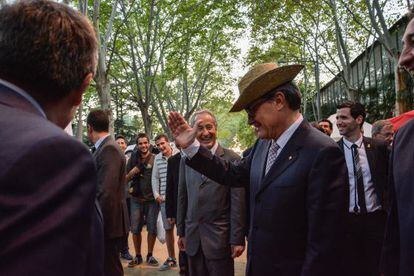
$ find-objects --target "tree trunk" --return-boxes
[395,64,410,115]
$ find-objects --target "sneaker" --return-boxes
[128,256,143,267]
[120,251,133,261]
[159,257,177,271]
[146,255,159,266]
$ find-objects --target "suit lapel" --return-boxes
[363,137,376,175]
[251,140,270,196]
[255,121,306,196]
[337,138,345,152]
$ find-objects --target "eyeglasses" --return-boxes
[245,96,273,117]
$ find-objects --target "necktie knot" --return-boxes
[351,144,358,150]
[91,146,96,154]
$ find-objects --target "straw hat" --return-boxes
[230,63,304,112]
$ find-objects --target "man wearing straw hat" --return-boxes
[168,63,348,276]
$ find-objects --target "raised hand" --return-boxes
[168,111,198,149]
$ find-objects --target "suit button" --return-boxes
[253,225,258,230]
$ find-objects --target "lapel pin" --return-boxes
[288,156,292,160]
[367,144,371,148]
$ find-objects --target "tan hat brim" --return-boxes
[230,64,304,112]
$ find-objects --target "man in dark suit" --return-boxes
[336,101,389,276]
[381,17,414,276]
[165,150,188,275]
[168,63,348,276]
[0,1,103,275]
[176,110,246,276]
[87,109,130,276]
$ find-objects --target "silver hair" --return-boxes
[190,109,217,127]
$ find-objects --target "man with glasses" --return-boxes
[168,63,348,276]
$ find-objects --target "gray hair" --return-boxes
[190,109,217,127]
[372,120,393,136]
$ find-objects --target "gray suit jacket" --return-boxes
[93,136,129,239]
[177,144,246,260]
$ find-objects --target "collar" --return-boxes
[94,134,110,150]
[0,78,46,118]
[210,142,219,155]
[274,114,303,149]
[343,135,363,150]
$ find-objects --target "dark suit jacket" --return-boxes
[0,82,103,275]
[186,120,348,276]
[177,145,246,260]
[337,137,390,211]
[165,152,181,219]
[381,119,414,276]
[93,136,129,239]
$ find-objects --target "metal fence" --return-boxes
[314,16,413,122]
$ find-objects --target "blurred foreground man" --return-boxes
[382,17,414,276]
[0,1,103,275]
[169,63,348,276]
[176,110,246,276]
[87,110,130,276]
[336,101,389,276]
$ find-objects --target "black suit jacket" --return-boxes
[0,82,103,275]
[337,137,390,211]
[93,136,129,239]
[165,152,181,219]
[382,119,414,276]
[186,119,348,276]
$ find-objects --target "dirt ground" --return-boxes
[122,227,247,276]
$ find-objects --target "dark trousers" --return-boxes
[341,210,387,276]
[120,198,131,253]
[105,237,123,276]
[179,250,189,275]
[188,247,234,276]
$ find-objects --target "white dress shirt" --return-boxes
[343,136,381,213]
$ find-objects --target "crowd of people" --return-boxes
[2,1,414,276]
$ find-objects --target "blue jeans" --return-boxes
[130,199,159,235]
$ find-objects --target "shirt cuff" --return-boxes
[181,140,200,159]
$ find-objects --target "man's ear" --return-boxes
[72,73,93,106]
[274,92,286,110]
[356,115,364,125]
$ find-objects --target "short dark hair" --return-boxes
[0,0,98,104]
[318,119,333,130]
[115,134,126,142]
[267,81,301,110]
[87,109,109,132]
[154,134,169,142]
[337,101,366,127]
[136,133,150,143]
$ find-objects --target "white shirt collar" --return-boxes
[274,114,304,150]
[0,78,46,118]
[210,141,219,155]
[343,135,363,149]
[95,134,110,150]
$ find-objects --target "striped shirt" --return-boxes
[152,148,179,200]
